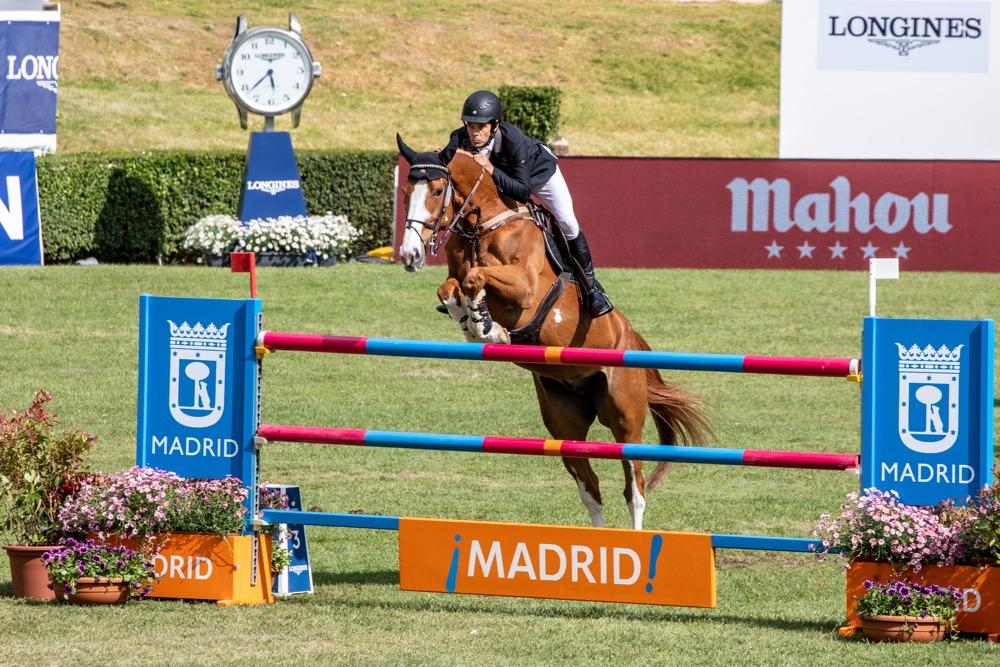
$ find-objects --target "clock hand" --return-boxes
[268,71,276,90]
[248,68,274,93]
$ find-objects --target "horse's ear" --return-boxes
[396,133,417,165]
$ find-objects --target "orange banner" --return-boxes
[104,533,274,605]
[399,518,716,607]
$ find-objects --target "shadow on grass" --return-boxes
[312,569,834,634]
[314,569,398,586]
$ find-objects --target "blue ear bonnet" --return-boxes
[409,152,450,181]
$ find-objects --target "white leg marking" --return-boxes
[442,295,476,342]
[625,462,646,530]
[576,478,605,528]
[467,289,510,343]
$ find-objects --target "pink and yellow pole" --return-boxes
[256,423,860,471]
[257,332,860,379]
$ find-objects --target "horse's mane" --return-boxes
[448,150,482,174]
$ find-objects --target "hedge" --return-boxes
[36,150,396,263]
[498,85,562,144]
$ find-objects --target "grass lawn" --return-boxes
[57,1,780,157]
[0,264,997,665]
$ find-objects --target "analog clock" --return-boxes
[216,14,321,128]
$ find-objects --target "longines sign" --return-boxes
[780,1,1000,159]
[818,1,990,72]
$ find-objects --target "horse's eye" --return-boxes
[434,188,444,196]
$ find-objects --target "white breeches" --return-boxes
[533,166,580,240]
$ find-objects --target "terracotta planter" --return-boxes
[3,544,57,601]
[53,577,130,605]
[859,614,945,643]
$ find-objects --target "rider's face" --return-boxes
[465,122,492,149]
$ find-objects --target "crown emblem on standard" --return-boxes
[895,343,963,366]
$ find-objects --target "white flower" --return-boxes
[183,213,360,259]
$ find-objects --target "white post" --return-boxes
[869,258,900,317]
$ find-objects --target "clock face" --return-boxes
[226,29,313,115]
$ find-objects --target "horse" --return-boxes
[395,135,712,529]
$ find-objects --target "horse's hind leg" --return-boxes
[594,367,649,530]
[532,375,604,527]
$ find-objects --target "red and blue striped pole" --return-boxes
[256,423,859,471]
[258,332,859,379]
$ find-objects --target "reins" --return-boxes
[441,162,530,267]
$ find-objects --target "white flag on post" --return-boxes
[869,258,900,317]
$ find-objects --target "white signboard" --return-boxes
[780,0,1000,159]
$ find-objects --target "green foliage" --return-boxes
[270,542,292,574]
[498,85,562,143]
[0,391,96,546]
[36,150,396,264]
[947,480,1000,565]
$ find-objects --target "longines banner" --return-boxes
[394,157,1000,272]
[781,1,1000,158]
[0,8,60,153]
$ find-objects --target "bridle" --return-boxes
[404,163,454,256]
[405,162,487,256]
[405,158,527,264]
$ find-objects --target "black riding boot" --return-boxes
[568,231,613,318]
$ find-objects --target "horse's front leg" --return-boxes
[437,277,475,342]
[460,268,510,343]
[461,265,537,344]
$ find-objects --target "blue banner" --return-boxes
[0,150,41,265]
[0,11,59,152]
[136,295,261,530]
[862,317,995,506]
[238,131,307,222]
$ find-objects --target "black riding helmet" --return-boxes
[461,90,502,125]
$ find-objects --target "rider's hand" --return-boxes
[473,153,494,175]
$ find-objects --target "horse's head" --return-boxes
[397,134,453,272]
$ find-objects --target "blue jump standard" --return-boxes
[258,510,822,553]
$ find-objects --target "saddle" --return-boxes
[507,202,580,345]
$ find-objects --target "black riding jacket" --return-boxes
[438,121,557,203]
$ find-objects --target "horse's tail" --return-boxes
[624,326,714,492]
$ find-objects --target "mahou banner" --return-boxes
[394,157,1000,272]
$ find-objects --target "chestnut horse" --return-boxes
[396,136,711,529]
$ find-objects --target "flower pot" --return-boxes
[3,544,57,601]
[858,614,945,643]
[53,577,129,605]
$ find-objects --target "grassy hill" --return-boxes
[58,1,780,157]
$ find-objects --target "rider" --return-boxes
[437,90,613,318]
